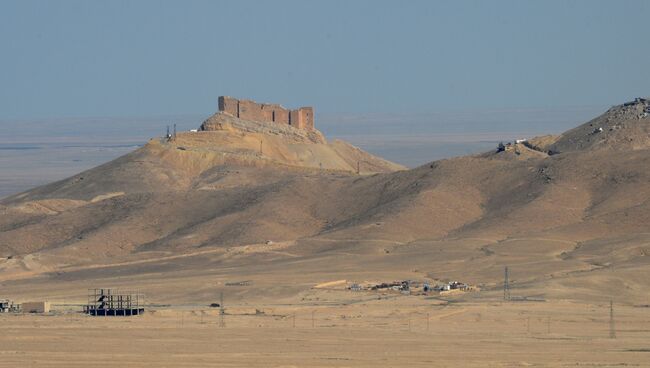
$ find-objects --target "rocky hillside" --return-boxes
[1,99,650,303]
[547,97,650,153]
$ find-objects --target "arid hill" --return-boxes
[1,99,650,305]
[0,112,405,261]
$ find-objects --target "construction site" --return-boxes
[84,289,145,316]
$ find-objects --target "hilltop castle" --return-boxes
[218,96,314,130]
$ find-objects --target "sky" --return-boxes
[1,0,649,120]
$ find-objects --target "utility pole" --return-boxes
[609,299,616,339]
[260,139,263,155]
[357,161,360,175]
[173,123,177,141]
[408,314,411,332]
[504,266,511,301]
[219,292,225,328]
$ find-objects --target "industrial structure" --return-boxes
[84,288,145,316]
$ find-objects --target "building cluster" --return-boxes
[3,278,475,318]
[429,281,470,292]
[496,139,528,154]
[348,280,473,295]
[2,289,142,317]
[369,280,411,292]
[0,299,49,313]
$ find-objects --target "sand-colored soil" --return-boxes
[1,300,649,367]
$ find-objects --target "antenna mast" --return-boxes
[219,292,225,328]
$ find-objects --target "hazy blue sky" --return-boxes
[1,0,648,119]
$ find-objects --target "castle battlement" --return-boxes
[218,96,314,130]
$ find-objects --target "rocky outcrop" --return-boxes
[199,111,326,144]
[549,97,650,154]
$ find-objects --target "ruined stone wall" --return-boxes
[262,104,289,125]
[298,107,314,130]
[217,96,314,129]
[289,107,314,130]
[289,109,300,128]
[238,99,266,122]
[218,96,239,117]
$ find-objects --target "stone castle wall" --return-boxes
[218,96,314,130]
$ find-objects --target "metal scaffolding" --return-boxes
[84,288,145,316]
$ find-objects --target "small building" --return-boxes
[0,299,19,313]
[21,301,50,313]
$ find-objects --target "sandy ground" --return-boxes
[1,300,649,367]
[1,234,648,367]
